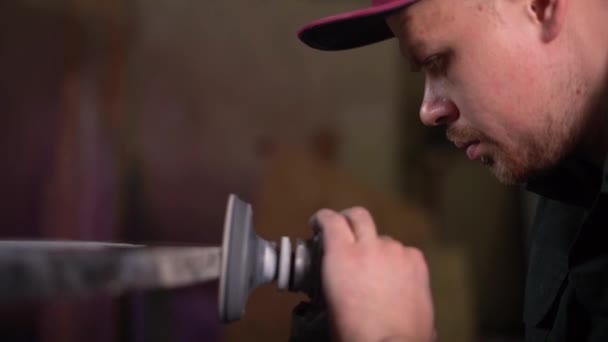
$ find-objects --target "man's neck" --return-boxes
[577,93,608,167]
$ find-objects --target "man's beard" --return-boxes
[446,115,580,185]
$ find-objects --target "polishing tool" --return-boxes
[0,194,323,324]
[218,194,323,322]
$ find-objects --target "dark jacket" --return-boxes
[525,156,608,341]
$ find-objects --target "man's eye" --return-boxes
[422,54,443,72]
[408,53,447,73]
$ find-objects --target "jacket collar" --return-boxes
[526,155,603,208]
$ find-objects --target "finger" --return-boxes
[341,206,378,242]
[309,209,355,248]
[378,235,395,242]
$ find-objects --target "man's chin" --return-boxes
[487,160,532,185]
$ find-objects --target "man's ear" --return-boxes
[528,0,566,42]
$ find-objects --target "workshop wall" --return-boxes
[126,0,406,243]
[0,2,129,342]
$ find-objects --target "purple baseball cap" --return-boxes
[298,0,419,51]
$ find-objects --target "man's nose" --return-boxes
[419,82,459,127]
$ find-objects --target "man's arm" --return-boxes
[311,207,436,342]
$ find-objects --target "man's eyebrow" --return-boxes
[402,40,428,61]
[397,12,412,34]
[390,12,428,70]
[393,14,428,58]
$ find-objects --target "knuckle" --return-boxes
[310,208,328,225]
[381,238,405,254]
[312,208,336,222]
[314,208,333,217]
[316,209,345,227]
[405,247,430,274]
[378,235,394,242]
[393,245,424,263]
[346,206,372,221]
[405,247,425,262]
[349,206,370,217]
[380,242,430,278]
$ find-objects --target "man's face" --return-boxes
[386,0,590,184]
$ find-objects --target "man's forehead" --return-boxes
[387,0,486,44]
[385,1,442,51]
[390,0,461,30]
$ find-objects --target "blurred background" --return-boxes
[0,0,534,341]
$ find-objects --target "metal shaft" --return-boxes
[0,241,221,301]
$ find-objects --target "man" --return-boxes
[297,0,608,341]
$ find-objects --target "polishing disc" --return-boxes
[219,194,257,323]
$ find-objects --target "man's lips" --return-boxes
[453,140,482,160]
[465,142,481,160]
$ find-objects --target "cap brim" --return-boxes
[298,0,417,51]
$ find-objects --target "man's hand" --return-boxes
[311,207,435,342]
